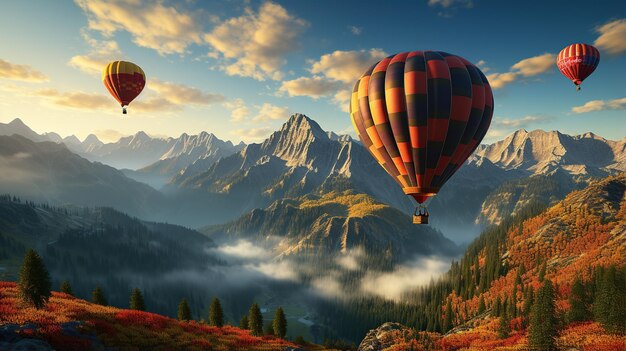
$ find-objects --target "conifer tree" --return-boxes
[510,286,518,318]
[494,296,502,317]
[130,288,146,311]
[92,286,107,306]
[209,297,224,327]
[273,306,287,338]
[498,309,511,339]
[178,298,192,321]
[529,279,557,351]
[18,249,51,309]
[239,315,249,329]
[478,295,486,314]
[523,286,534,327]
[60,280,73,296]
[538,261,547,282]
[248,303,263,336]
[443,299,454,332]
[568,276,589,323]
[593,265,626,334]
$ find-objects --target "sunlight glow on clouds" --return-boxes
[205,2,307,81]
[232,127,273,142]
[148,80,225,106]
[34,88,110,110]
[572,97,626,114]
[279,76,343,99]
[487,53,555,89]
[252,103,290,122]
[594,18,626,55]
[69,31,122,75]
[75,0,204,55]
[0,59,48,82]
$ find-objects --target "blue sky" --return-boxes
[0,0,624,143]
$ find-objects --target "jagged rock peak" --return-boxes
[8,118,28,127]
[82,134,102,145]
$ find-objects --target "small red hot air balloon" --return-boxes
[350,51,493,224]
[556,44,600,91]
[102,61,146,114]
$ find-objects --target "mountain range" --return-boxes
[1,116,624,243]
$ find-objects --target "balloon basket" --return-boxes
[122,107,127,114]
[413,205,429,225]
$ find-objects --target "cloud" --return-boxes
[69,31,122,75]
[427,0,473,8]
[360,257,449,301]
[0,59,48,82]
[310,49,387,84]
[92,129,128,142]
[252,103,290,122]
[205,2,307,80]
[223,98,250,122]
[131,97,182,113]
[594,18,626,55]
[349,26,362,35]
[476,60,490,73]
[336,248,365,271]
[492,115,553,128]
[487,53,555,89]
[246,260,299,281]
[147,79,225,105]
[75,0,205,55]
[571,97,626,114]
[217,240,270,260]
[232,127,273,142]
[34,88,111,110]
[332,90,352,113]
[279,76,343,99]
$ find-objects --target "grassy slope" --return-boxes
[0,282,305,351]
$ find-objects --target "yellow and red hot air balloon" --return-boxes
[102,61,146,114]
[350,51,493,224]
[557,43,600,91]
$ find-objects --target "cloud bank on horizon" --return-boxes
[0,0,624,145]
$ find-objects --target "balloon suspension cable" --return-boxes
[413,204,429,225]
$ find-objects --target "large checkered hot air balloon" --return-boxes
[102,61,146,114]
[350,51,493,224]
[556,44,600,91]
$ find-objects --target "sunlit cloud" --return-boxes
[34,88,111,110]
[572,97,626,114]
[310,49,386,84]
[69,31,122,75]
[147,79,225,106]
[232,127,273,142]
[594,18,626,55]
[223,98,250,122]
[205,2,307,81]
[252,103,290,122]
[487,53,555,89]
[0,59,48,82]
[217,240,270,260]
[75,0,205,55]
[279,76,343,99]
[91,129,128,142]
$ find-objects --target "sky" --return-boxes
[0,0,624,144]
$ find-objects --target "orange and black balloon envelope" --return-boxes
[557,44,600,91]
[350,51,493,204]
[102,61,146,114]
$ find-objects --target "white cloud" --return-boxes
[279,76,343,99]
[232,127,273,142]
[223,98,250,122]
[0,59,48,82]
[572,97,626,114]
[91,129,128,142]
[147,79,224,105]
[332,90,352,113]
[310,49,387,84]
[492,115,552,128]
[218,240,270,260]
[487,53,555,89]
[594,18,626,55]
[75,0,205,55]
[246,260,299,281]
[253,103,290,122]
[476,60,490,73]
[427,0,473,8]
[69,31,122,75]
[205,2,307,81]
[336,248,365,271]
[349,25,362,35]
[360,257,449,301]
[34,88,111,110]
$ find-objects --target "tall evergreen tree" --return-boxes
[248,303,263,336]
[529,279,557,351]
[60,280,73,296]
[178,298,192,321]
[129,288,146,311]
[523,286,534,327]
[478,295,486,314]
[209,297,224,327]
[443,299,454,332]
[239,315,249,329]
[593,265,626,334]
[509,286,518,318]
[498,309,511,339]
[538,261,547,282]
[494,296,502,317]
[18,249,51,309]
[92,286,107,306]
[273,307,287,338]
[568,276,590,323]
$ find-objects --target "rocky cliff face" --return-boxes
[357,323,409,351]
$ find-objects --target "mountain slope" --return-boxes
[0,282,296,351]
[0,134,164,219]
[204,191,458,261]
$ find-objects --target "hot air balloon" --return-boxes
[350,51,493,224]
[102,61,146,114]
[557,44,600,91]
